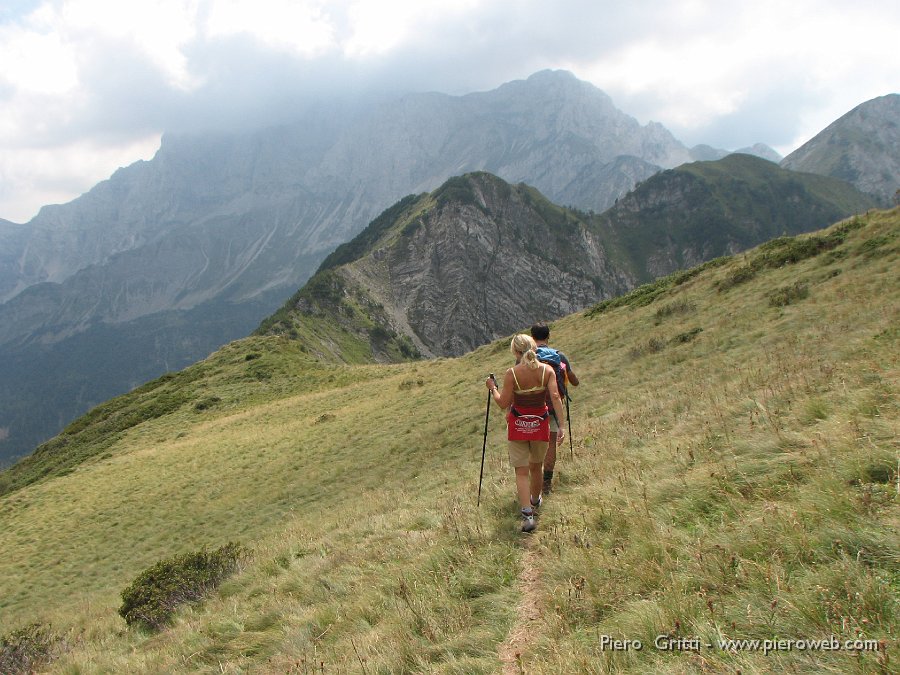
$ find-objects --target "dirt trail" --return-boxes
[498,536,542,674]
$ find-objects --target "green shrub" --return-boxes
[654,298,696,324]
[585,257,728,317]
[716,264,756,291]
[628,336,666,359]
[768,282,810,307]
[399,378,425,390]
[0,623,63,674]
[857,234,894,257]
[670,327,703,344]
[193,396,222,412]
[368,325,394,343]
[751,222,860,270]
[586,278,671,316]
[397,335,422,359]
[119,543,245,630]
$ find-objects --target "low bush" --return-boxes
[768,282,810,307]
[193,396,222,412]
[119,543,245,630]
[654,298,697,324]
[716,264,756,291]
[628,336,666,359]
[670,327,703,344]
[0,623,64,674]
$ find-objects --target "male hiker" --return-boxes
[530,323,579,493]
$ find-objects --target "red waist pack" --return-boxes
[507,405,550,442]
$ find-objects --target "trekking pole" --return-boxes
[478,373,495,507]
[566,393,573,460]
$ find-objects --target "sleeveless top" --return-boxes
[511,364,551,408]
[507,364,552,442]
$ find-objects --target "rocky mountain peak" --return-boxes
[781,93,900,203]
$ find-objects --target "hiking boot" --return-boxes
[521,509,536,533]
[542,477,552,494]
[530,494,543,509]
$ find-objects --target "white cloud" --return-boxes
[0,0,898,221]
[60,0,200,89]
[0,22,78,95]
[204,0,335,58]
[0,135,161,222]
[577,0,900,149]
[341,0,479,58]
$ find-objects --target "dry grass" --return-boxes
[0,209,897,673]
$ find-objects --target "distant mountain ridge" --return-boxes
[690,143,782,163]
[0,70,696,462]
[592,153,875,280]
[257,174,633,360]
[258,158,873,362]
[0,70,688,312]
[0,74,890,464]
[781,94,900,203]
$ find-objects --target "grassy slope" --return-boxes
[591,154,876,283]
[0,210,897,673]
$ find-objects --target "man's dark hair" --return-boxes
[530,323,550,341]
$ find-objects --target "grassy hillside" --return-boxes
[0,209,896,673]
[591,153,876,283]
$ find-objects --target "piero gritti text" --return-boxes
[598,634,883,655]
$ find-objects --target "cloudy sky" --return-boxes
[1,0,898,223]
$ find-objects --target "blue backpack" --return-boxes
[535,346,570,401]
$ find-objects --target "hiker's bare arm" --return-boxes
[486,370,515,409]
[563,356,579,386]
[547,374,566,440]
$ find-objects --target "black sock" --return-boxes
[543,470,554,480]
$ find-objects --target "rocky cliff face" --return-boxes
[0,70,689,347]
[261,164,875,362]
[261,173,635,360]
[781,94,900,204]
[354,176,631,357]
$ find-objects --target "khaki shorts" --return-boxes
[549,413,559,434]
[508,440,549,468]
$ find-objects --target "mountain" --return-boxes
[590,153,875,280]
[0,70,693,464]
[690,144,730,161]
[0,208,895,672]
[0,70,689,312]
[257,173,634,360]
[257,160,874,362]
[736,143,782,162]
[689,143,781,163]
[781,93,900,204]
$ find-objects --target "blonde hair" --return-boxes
[510,333,540,369]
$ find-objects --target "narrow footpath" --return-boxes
[498,536,543,674]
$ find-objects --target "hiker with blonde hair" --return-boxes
[486,333,566,532]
